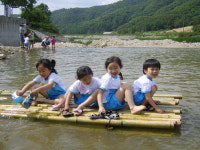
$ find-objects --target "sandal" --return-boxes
[89,112,108,119]
[73,109,83,116]
[109,112,120,119]
[143,103,155,111]
[51,105,60,111]
[62,110,74,117]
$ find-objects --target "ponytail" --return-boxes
[119,72,123,80]
[49,59,57,74]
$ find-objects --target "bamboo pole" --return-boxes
[0,112,180,129]
[153,94,182,99]
[0,100,182,129]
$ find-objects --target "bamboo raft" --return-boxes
[0,90,182,129]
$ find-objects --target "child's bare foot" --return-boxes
[156,108,162,113]
[31,101,38,106]
[131,105,146,114]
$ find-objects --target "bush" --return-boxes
[194,24,200,33]
[31,22,59,34]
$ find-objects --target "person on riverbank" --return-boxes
[132,59,162,113]
[51,36,56,49]
[41,36,50,48]
[53,66,101,116]
[74,56,145,115]
[16,59,66,105]
[29,31,35,49]
[19,23,25,48]
[24,33,30,50]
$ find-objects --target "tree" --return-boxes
[0,0,37,9]
[21,3,59,33]
[21,3,51,23]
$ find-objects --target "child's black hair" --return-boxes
[36,59,57,74]
[76,66,93,80]
[105,56,123,80]
[24,33,27,37]
[143,59,161,74]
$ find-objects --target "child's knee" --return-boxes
[121,82,131,90]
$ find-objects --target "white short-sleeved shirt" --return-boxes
[100,73,121,103]
[24,37,29,44]
[33,72,67,92]
[19,26,25,34]
[132,75,155,95]
[69,77,101,95]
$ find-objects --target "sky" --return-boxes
[0,0,120,15]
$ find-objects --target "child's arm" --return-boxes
[145,93,162,113]
[17,81,37,96]
[97,89,105,113]
[62,91,73,110]
[31,81,54,96]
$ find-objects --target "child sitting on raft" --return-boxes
[52,66,101,116]
[16,59,66,105]
[132,59,162,113]
[74,56,145,115]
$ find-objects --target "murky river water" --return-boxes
[0,47,199,150]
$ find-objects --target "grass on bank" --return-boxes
[137,36,200,43]
[135,31,200,43]
[68,37,100,45]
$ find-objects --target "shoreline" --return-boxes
[1,38,200,59]
[34,38,200,48]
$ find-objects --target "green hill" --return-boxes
[51,0,200,34]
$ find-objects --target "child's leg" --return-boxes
[142,85,158,105]
[31,84,49,103]
[54,94,65,105]
[36,99,55,104]
[150,85,160,104]
[115,82,146,114]
[75,89,99,111]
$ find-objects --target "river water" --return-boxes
[0,47,199,150]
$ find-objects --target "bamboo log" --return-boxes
[153,94,182,99]
[0,98,182,129]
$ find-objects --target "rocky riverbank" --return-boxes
[33,37,200,48]
[0,46,21,59]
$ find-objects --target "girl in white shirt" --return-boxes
[53,66,101,114]
[74,56,145,115]
[17,59,66,106]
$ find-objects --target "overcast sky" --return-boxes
[0,0,120,15]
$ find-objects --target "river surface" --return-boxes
[0,47,199,150]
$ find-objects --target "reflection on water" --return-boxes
[0,47,200,149]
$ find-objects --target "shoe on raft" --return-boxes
[89,111,119,119]
[62,110,74,117]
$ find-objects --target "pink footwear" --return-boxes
[51,105,60,111]
[73,109,83,116]
[61,103,65,108]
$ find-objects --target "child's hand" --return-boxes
[98,107,106,113]
[16,91,23,96]
[156,108,162,113]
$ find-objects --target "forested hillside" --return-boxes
[51,0,200,34]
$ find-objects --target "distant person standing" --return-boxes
[51,36,56,48]
[24,33,30,50]
[29,31,35,49]
[19,23,25,48]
